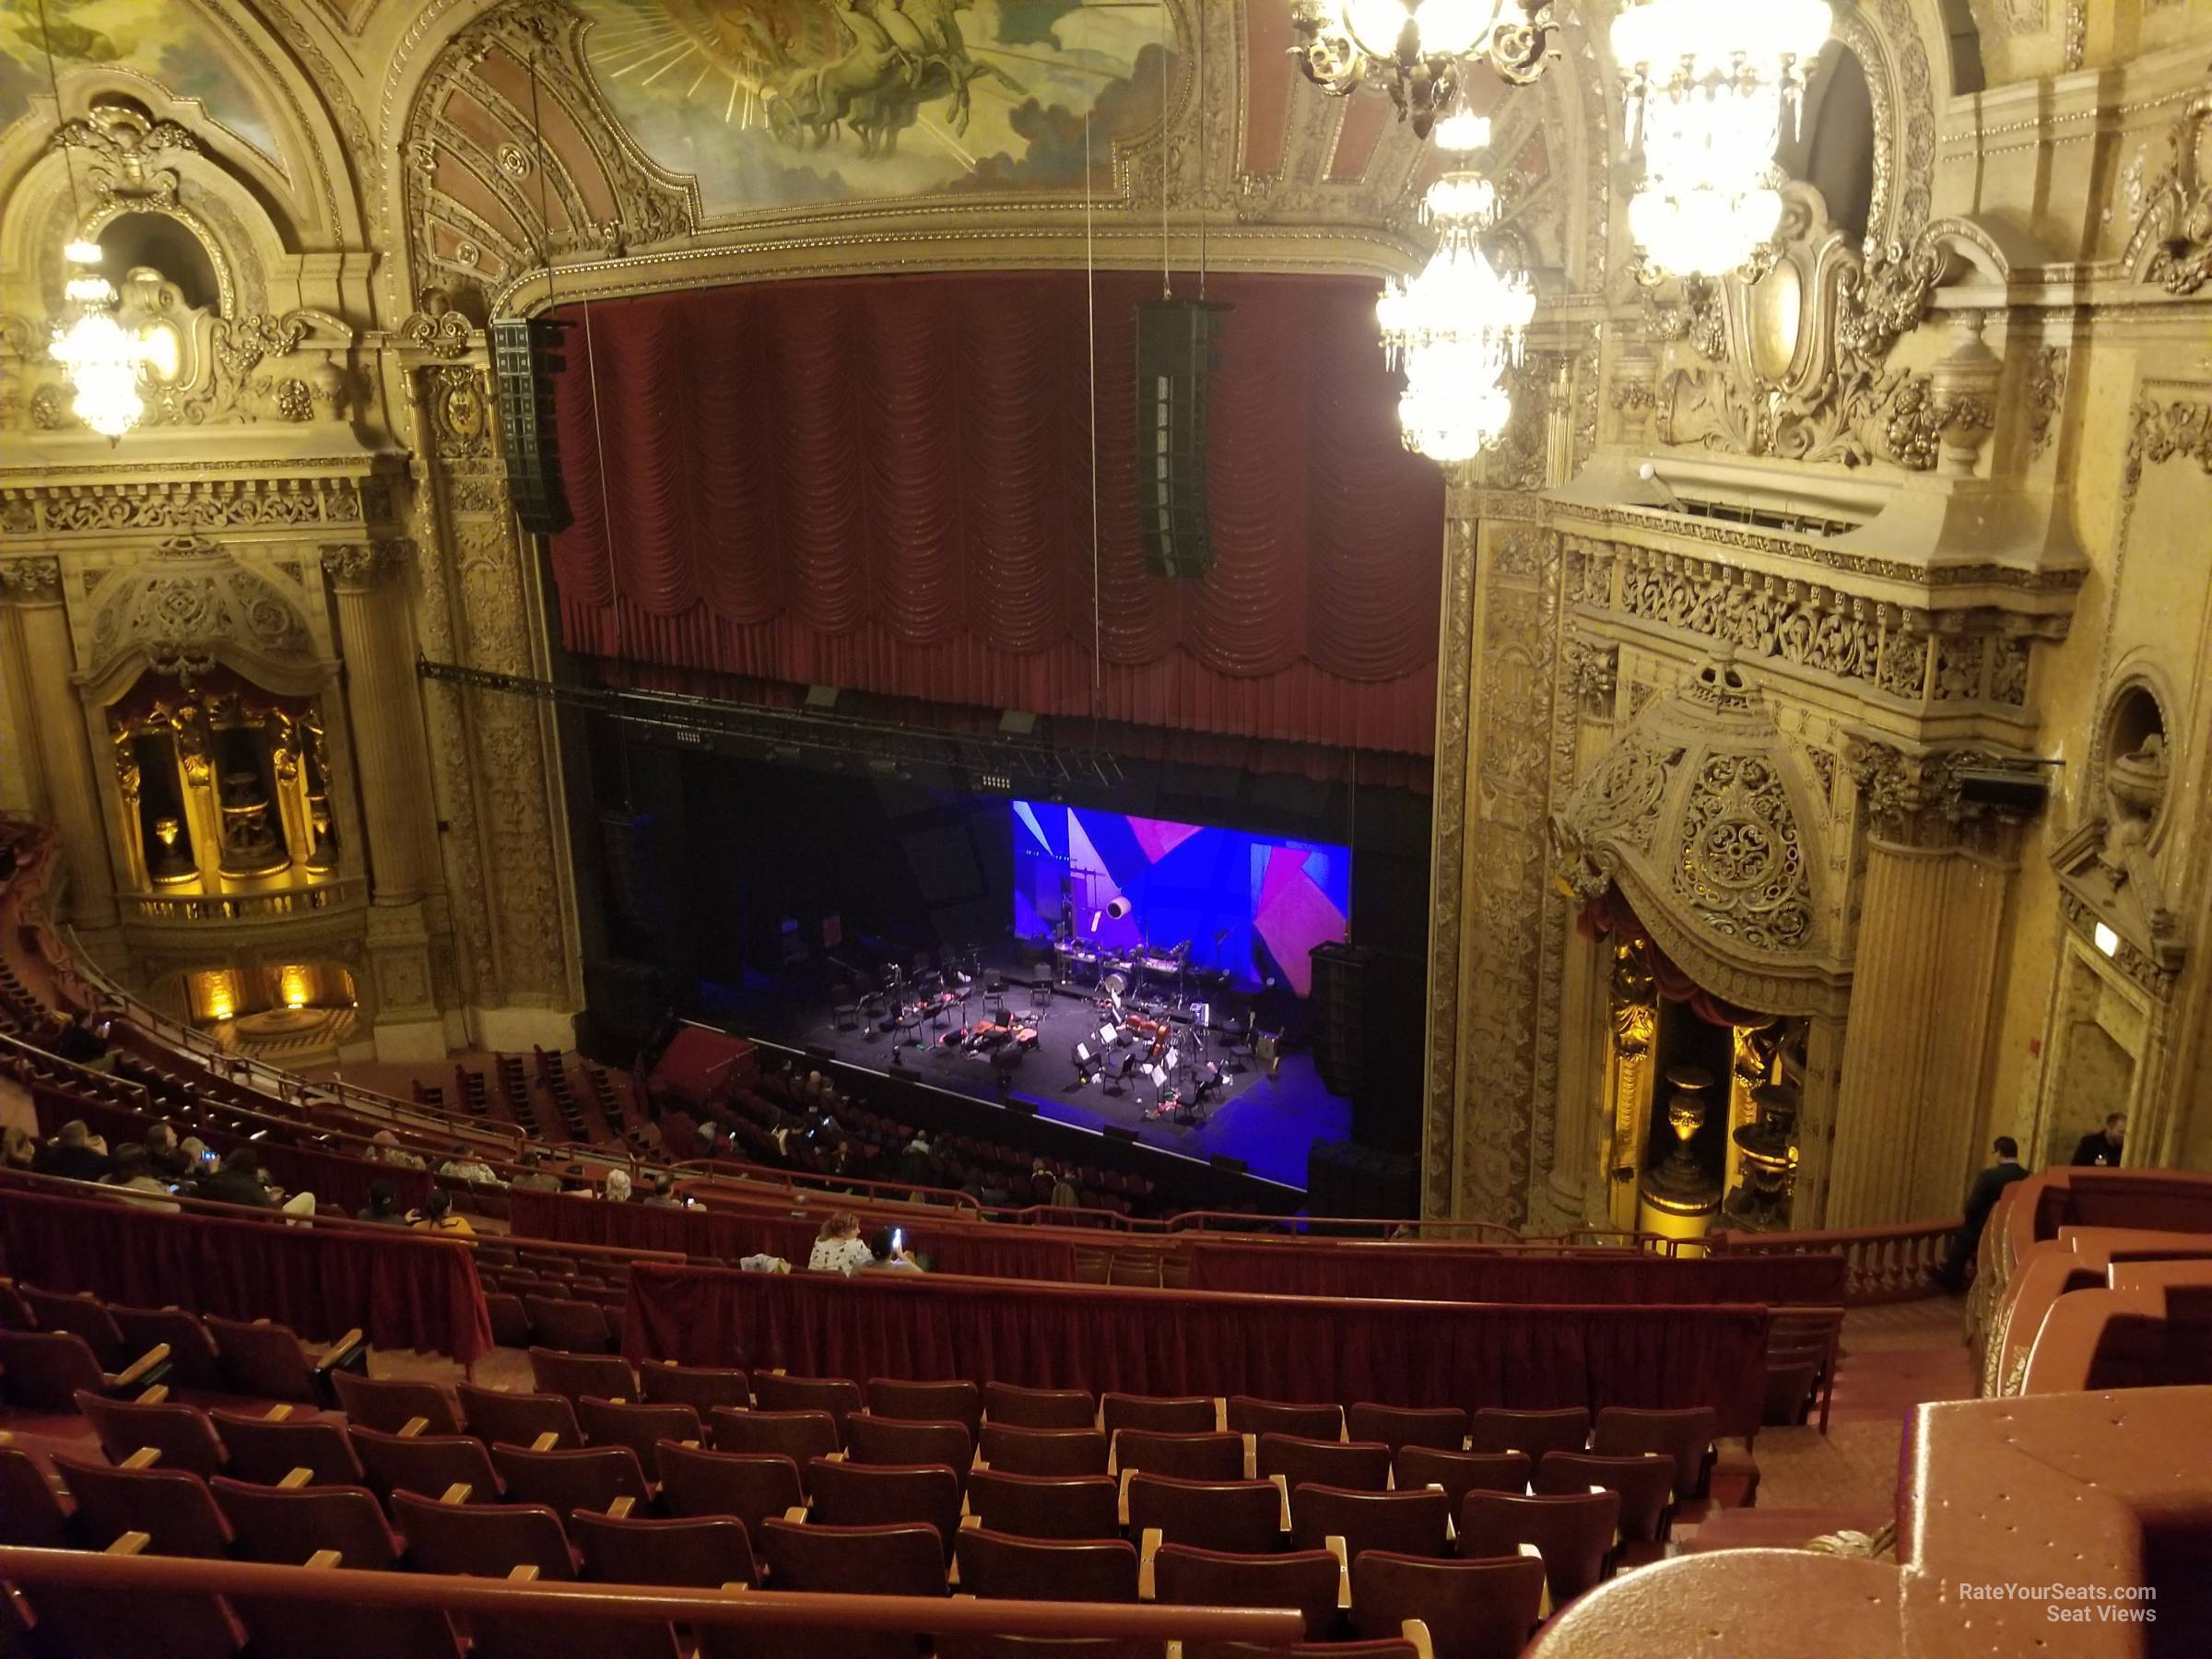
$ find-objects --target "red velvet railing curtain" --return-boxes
[1181,1242,1846,1304]
[547,272,1445,755]
[0,1182,492,1364]
[624,1263,1772,1437]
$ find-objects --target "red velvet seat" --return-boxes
[109,1304,227,1392]
[656,1441,805,1544]
[211,1477,406,1568]
[638,1359,750,1413]
[76,1389,229,1478]
[983,1381,1097,1429]
[749,1518,947,1659]
[1534,1451,1675,1544]
[53,1452,232,1558]
[331,1370,464,1437]
[1591,1405,1718,1501]
[1257,1432,1393,1493]
[484,1290,534,1349]
[203,1315,361,1406]
[22,1285,135,1370]
[527,1345,634,1402]
[980,1422,1110,1477]
[208,1407,363,1488]
[749,1371,865,1433]
[1150,1544,1340,1641]
[710,1406,841,1482]
[1348,1550,1545,1659]
[1113,1429,1244,1481]
[966,1468,1123,1541]
[1124,1473,1284,1554]
[1348,1403,1470,1454]
[955,1525,1139,1602]
[1289,1483,1453,1560]
[233,1592,462,1659]
[1394,1448,1531,1510]
[0,1327,168,1410]
[492,1441,652,1517]
[577,1394,701,1465]
[1100,1393,1214,1438]
[806,1456,962,1553]
[845,1410,974,1481]
[391,1488,575,1578]
[18,1572,244,1659]
[1227,1396,1345,1441]
[348,1423,501,1509]
[867,1375,982,1434]
[1457,1488,1618,1606]
[1466,1407,1588,1462]
[571,1510,756,1587]
[0,1445,72,1548]
[457,1382,584,1449]
[522,1295,614,1355]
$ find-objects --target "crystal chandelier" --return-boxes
[1291,1,1559,136]
[1612,0,1830,278]
[1377,113,1534,462]
[52,239,150,441]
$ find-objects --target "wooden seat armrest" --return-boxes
[1137,1527,1162,1602]
[530,1431,559,1453]
[264,1405,294,1422]
[1117,1465,1138,1529]
[1325,1535,1350,1609]
[1211,1397,1227,1433]
[135,1384,171,1407]
[506,1565,540,1583]
[278,1467,314,1489]
[1270,1473,1290,1534]
[607,1496,637,1519]
[313,1330,368,1373]
[959,1515,981,1532]
[782,1506,810,1525]
[441,1483,473,1505]
[1241,1432,1256,1480]
[1518,1542,1552,1619]
[399,1417,429,1439]
[1401,1619,1436,1659]
[112,1344,171,1391]
[107,1532,151,1557]
[121,1447,162,1470]
[306,1549,343,1571]
[822,1449,845,1464]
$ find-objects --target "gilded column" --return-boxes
[1,559,118,928]
[321,543,432,906]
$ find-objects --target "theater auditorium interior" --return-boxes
[1,1,2210,1654]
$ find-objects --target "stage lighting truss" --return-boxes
[419,660,1125,794]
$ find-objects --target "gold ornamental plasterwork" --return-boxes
[1422,487,1477,1219]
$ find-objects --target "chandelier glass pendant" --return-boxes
[1291,1,1559,136]
[52,238,150,441]
[1377,113,1535,462]
[1611,0,1831,278]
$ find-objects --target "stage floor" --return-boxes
[760,981,1350,1191]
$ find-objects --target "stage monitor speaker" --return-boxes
[998,710,1040,737]
[596,811,662,934]
[1104,1124,1140,1145]
[804,684,841,712]
[489,317,572,536]
[1135,299,1232,579]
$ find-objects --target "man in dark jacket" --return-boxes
[192,1147,277,1210]
[2070,1113,2125,1168]
[30,1120,112,1183]
[1936,1136,2029,1293]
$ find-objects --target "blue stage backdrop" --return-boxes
[1010,802,1350,996]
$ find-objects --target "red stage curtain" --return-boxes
[0,1182,492,1364]
[547,272,1445,756]
[1182,1243,1846,1304]
[623,1263,1771,1438]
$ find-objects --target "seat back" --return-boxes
[980,1423,1109,1477]
[571,1511,756,1587]
[208,1409,363,1488]
[20,1579,243,1659]
[331,1371,464,1437]
[233,1593,461,1659]
[0,1327,105,1410]
[866,1377,982,1434]
[527,1346,634,1402]
[1114,1430,1244,1482]
[655,1442,805,1534]
[966,1468,1122,1541]
[1457,1489,1618,1605]
[53,1453,232,1558]
[493,1442,651,1516]
[76,1390,228,1478]
[1347,1403,1469,1454]
[348,1424,500,1508]
[522,1296,613,1355]
[1257,1432,1393,1492]
[807,1456,961,1550]
[458,1383,584,1449]
[1348,1551,1545,1659]
[1591,1405,1718,1500]
[638,1359,750,1414]
[710,1406,841,1475]
[578,1395,702,1464]
[1100,1393,1214,1438]
[1466,1407,1589,1461]
[22,1286,127,1368]
[1151,1545,1339,1639]
[846,1412,973,1478]
[1124,1474,1283,1554]
[757,1516,947,1596]
[203,1316,315,1403]
[749,1371,864,1430]
[110,1305,227,1392]
[390,1488,575,1579]
[1226,1396,1345,1441]
[0,1445,71,1548]
[1394,1448,1531,1511]
[983,1381,1096,1430]
[1534,1452,1674,1543]
[955,1526,1138,1603]
[485,1291,535,1349]
[1289,1483,1452,1560]
[210,1477,403,1568]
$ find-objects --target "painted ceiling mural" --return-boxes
[0,0,275,158]
[575,0,1176,212]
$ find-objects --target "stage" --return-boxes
[752,970,1350,1192]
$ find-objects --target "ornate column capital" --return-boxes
[0,558,63,605]
[1846,735,2039,854]
[396,288,476,359]
[320,541,409,593]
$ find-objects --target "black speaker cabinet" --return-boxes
[491,317,573,536]
[1135,300,1232,579]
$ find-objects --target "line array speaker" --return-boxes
[1135,300,1232,580]
[491,317,573,536]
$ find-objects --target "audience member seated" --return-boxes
[145,1120,194,1181]
[642,1172,685,1208]
[3,1124,36,1172]
[862,1227,924,1274]
[45,1007,112,1070]
[808,1210,872,1276]
[31,1119,112,1183]
[192,1146,279,1210]
[103,1144,179,1211]
[371,1130,427,1170]
[409,1188,476,1236]
[438,1143,503,1186]
[512,1151,562,1194]
[604,1167,635,1204]
[356,1179,406,1224]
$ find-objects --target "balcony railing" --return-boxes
[1710,1218,1959,1304]
[121,878,366,924]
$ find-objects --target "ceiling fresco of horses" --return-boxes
[575,0,1175,212]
